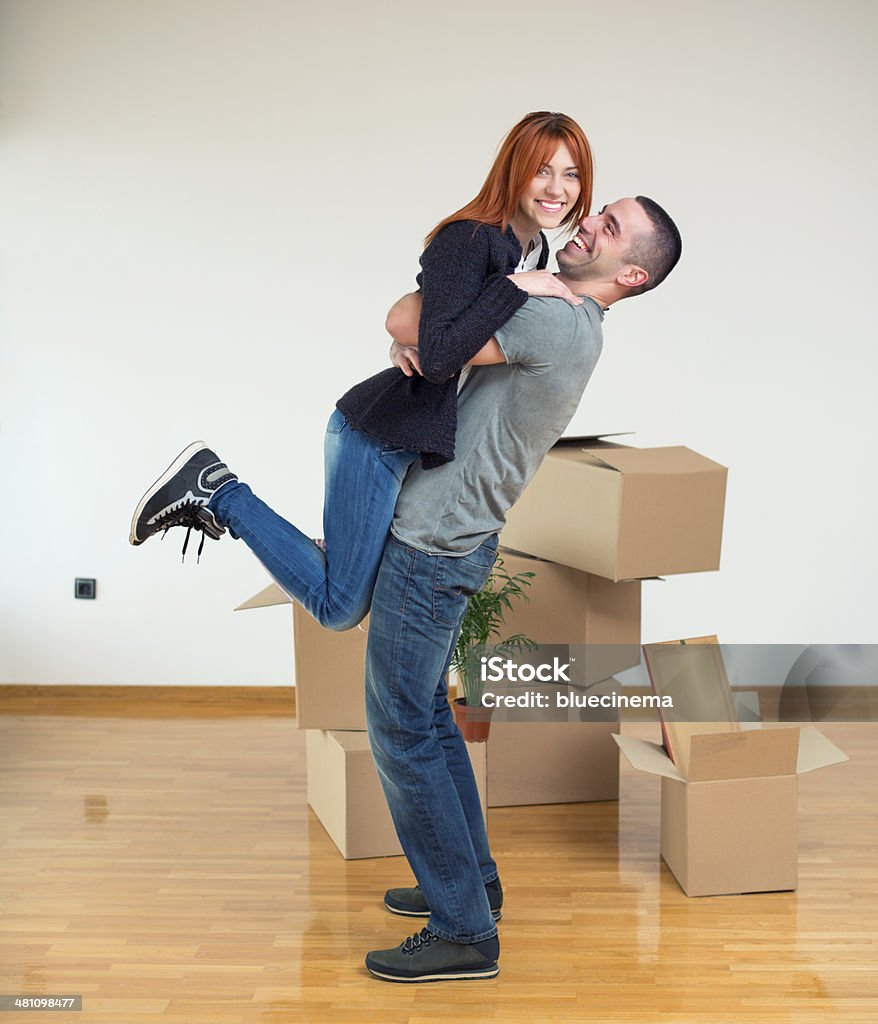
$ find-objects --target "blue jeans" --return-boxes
[365,532,500,944]
[209,409,418,630]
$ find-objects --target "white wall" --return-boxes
[2,0,876,685]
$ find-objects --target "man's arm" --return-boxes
[466,339,505,365]
[385,292,421,348]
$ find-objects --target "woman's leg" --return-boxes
[209,410,416,630]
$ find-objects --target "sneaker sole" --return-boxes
[384,900,502,922]
[129,441,208,546]
[366,964,499,983]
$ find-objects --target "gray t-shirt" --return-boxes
[392,295,604,555]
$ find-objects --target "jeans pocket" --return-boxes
[431,541,498,627]
[459,536,499,574]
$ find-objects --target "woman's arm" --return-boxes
[412,223,582,383]
[387,289,505,371]
[390,334,505,374]
[385,277,578,348]
[414,222,526,383]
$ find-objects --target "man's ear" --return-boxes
[617,264,649,289]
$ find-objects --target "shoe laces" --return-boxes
[400,928,437,956]
[157,501,210,563]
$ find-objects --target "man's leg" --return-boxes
[431,669,498,885]
[363,534,500,980]
[383,665,503,922]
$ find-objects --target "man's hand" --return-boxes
[390,340,422,377]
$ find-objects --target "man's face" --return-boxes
[556,197,653,281]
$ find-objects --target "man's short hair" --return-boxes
[625,197,682,296]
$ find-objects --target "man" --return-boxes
[130,195,681,983]
[361,197,682,982]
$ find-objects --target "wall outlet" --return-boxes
[75,578,96,599]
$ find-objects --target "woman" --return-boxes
[130,112,593,628]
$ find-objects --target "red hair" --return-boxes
[425,111,593,248]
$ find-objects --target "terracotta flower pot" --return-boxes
[452,697,494,743]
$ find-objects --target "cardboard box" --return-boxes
[306,729,487,859]
[614,726,848,896]
[487,720,619,806]
[501,437,728,581]
[236,584,368,731]
[492,549,641,686]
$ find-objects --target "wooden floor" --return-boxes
[1,687,876,1024]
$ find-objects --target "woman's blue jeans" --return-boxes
[365,533,500,944]
[208,409,418,630]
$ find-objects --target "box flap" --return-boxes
[796,726,849,775]
[613,733,684,782]
[554,432,634,446]
[235,583,291,611]
[580,451,627,473]
[497,546,556,565]
[581,446,726,476]
[328,730,373,753]
[733,690,763,722]
[687,727,799,782]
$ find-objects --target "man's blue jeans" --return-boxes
[365,532,500,944]
[209,409,417,630]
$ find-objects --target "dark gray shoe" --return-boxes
[365,927,499,983]
[384,878,502,921]
[130,442,237,560]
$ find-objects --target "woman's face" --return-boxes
[514,141,581,237]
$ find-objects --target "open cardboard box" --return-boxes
[501,435,727,581]
[236,584,369,731]
[614,725,848,896]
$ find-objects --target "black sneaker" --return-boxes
[384,879,503,921]
[365,927,499,983]
[129,442,237,559]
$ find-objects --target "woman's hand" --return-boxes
[389,340,422,377]
[508,270,583,305]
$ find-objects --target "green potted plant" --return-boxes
[450,556,538,742]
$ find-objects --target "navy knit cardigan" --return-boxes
[336,220,549,468]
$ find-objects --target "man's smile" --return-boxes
[568,229,591,253]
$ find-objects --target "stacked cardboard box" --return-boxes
[306,729,487,860]
[481,550,639,807]
[501,436,728,581]
[235,586,485,859]
[487,436,728,809]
